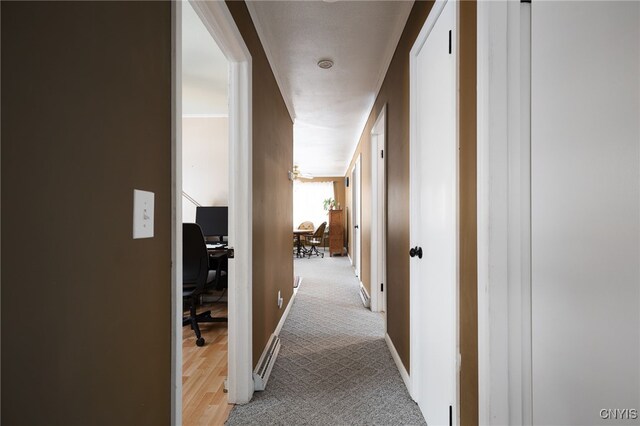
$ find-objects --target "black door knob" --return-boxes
[354,225,359,229]
[409,246,423,259]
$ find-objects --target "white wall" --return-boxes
[531,2,639,424]
[182,116,229,222]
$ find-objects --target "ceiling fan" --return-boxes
[289,165,313,181]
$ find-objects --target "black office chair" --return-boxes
[183,223,227,347]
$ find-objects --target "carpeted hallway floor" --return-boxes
[226,254,425,425]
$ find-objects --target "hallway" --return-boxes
[226,255,424,424]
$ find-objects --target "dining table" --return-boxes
[293,229,313,258]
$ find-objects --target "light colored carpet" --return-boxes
[226,255,426,425]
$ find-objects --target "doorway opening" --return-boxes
[172,1,253,424]
[180,1,231,422]
[370,105,387,315]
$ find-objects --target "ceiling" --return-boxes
[247,1,414,177]
[182,2,228,116]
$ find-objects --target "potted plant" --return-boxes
[323,197,336,211]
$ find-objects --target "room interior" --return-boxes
[292,176,346,258]
[181,3,232,424]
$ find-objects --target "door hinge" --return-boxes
[448,30,452,54]
[381,149,384,159]
[380,283,384,292]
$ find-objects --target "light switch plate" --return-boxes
[133,189,155,239]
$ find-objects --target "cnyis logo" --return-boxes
[599,408,638,420]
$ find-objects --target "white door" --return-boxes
[352,156,362,278]
[409,1,458,424]
[531,2,640,424]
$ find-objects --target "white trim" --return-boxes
[352,155,362,279]
[358,281,370,308]
[190,1,250,60]
[191,0,254,405]
[226,50,254,405]
[477,1,532,425]
[254,284,297,391]
[385,333,412,396]
[242,2,295,122]
[170,3,182,423]
[173,1,254,418]
[274,289,297,336]
[182,113,229,119]
[370,105,387,315]
[252,333,281,391]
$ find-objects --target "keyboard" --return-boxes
[206,243,226,249]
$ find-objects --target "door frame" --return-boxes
[476,1,532,425]
[352,155,362,279]
[409,0,460,421]
[172,1,254,423]
[370,105,387,314]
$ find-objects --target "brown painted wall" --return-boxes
[226,1,294,367]
[1,2,172,425]
[344,1,478,423]
[458,3,478,424]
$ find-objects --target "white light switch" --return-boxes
[133,189,155,239]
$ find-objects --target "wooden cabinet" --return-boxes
[328,209,344,256]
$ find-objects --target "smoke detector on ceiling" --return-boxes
[317,59,334,70]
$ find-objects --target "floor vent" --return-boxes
[359,285,371,308]
[253,333,281,391]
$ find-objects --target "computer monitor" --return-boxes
[195,206,228,239]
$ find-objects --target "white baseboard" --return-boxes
[385,333,412,396]
[359,282,371,308]
[253,286,297,391]
[275,288,297,336]
[253,333,280,391]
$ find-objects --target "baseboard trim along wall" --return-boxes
[254,287,297,391]
[359,282,371,308]
[253,333,280,391]
[275,288,297,335]
[385,333,412,396]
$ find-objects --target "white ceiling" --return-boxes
[182,2,228,116]
[247,0,414,177]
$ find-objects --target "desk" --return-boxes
[293,229,312,258]
[206,246,231,276]
[198,247,230,312]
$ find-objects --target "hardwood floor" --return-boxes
[182,303,233,425]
